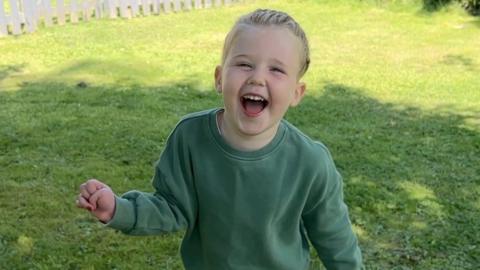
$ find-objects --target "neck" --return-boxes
[217,110,278,151]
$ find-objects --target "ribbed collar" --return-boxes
[208,108,286,161]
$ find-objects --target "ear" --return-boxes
[289,82,306,107]
[214,65,222,93]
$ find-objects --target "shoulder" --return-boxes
[177,108,214,127]
[282,120,334,167]
[281,122,344,210]
[281,120,340,195]
[169,108,216,135]
[159,109,217,151]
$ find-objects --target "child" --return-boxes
[77,9,363,270]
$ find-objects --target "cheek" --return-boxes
[223,74,244,92]
[275,86,298,106]
[222,84,239,105]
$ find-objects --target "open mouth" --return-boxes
[241,94,269,116]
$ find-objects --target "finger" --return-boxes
[86,179,106,195]
[80,185,91,200]
[76,195,94,211]
[88,188,109,211]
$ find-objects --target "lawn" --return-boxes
[1,0,479,269]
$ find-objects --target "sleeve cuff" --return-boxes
[105,196,136,232]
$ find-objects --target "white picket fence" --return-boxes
[0,0,235,37]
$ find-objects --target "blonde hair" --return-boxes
[221,9,310,78]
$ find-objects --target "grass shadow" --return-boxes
[0,64,25,83]
[0,76,220,268]
[0,73,479,268]
[440,54,477,71]
[471,17,480,27]
[287,83,479,269]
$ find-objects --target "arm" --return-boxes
[77,125,196,235]
[106,127,198,235]
[302,147,363,270]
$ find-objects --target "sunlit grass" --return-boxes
[1,0,479,269]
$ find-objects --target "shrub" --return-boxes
[422,0,452,11]
[459,0,480,15]
[422,0,479,14]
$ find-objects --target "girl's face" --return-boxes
[215,25,306,146]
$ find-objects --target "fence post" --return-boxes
[205,0,211,8]
[57,0,66,25]
[0,2,8,37]
[184,0,192,10]
[194,0,201,9]
[70,0,79,23]
[141,0,149,15]
[163,0,171,13]
[33,0,42,26]
[152,0,160,14]
[131,0,140,17]
[172,0,180,12]
[0,2,7,37]
[119,0,130,18]
[108,0,118,18]
[95,0,102,19]
[23,0,38,33]
[9,0,22,35]
[82,1,90,21]
[42,0,53,26]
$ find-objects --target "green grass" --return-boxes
[1,0,479,269]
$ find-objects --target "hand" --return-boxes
[76,179,115,223]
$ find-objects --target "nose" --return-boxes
[247,68,266,87]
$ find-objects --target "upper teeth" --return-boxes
[244,95,264,101]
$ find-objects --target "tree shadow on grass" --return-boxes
[440,54,477,71]
[0,64,25,83]
[0,77,479,269]
[471,17,480,27]
[0,80,220,269]
[288,84,479,269]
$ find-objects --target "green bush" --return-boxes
[422,0,452,11]
[459,0,480,15]
[422,0,480,14]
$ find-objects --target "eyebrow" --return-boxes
[270,58,286,68]
[231,54,287,67]
[231,54,250,60]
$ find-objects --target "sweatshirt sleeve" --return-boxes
[107,125,198,235]
[302,145,363,270]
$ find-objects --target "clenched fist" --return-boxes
[76,179,115,223]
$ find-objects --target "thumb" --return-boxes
[88,187,113,212]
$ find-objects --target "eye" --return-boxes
[270,67,286,74]
[236,62,253,69]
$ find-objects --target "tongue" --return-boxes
[244,100,264,115]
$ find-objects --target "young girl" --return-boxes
[77,9,363,270]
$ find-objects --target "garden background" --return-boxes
[1,0,479,269]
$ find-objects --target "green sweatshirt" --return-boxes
[107,108,363,270]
